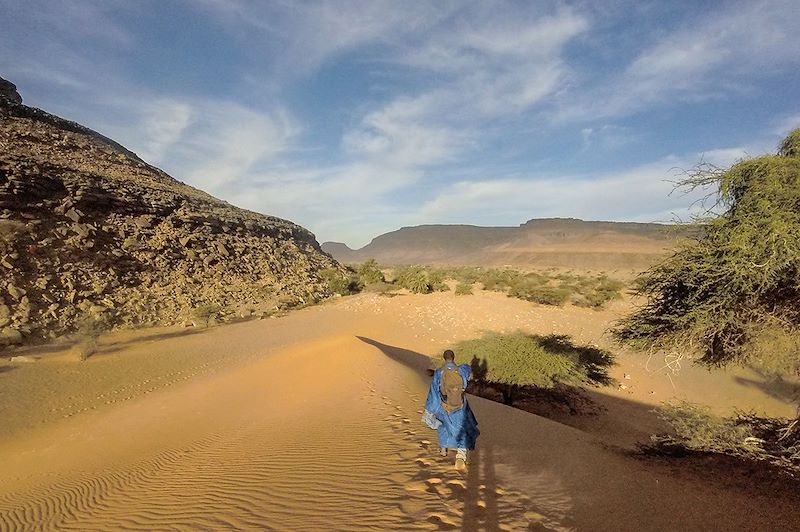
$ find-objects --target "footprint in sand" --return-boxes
[405,480,429,494]
[426,512,459,529]
[414,458,432,468]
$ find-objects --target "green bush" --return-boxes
[509,284,572,306]
[454,282,473,295]
[451,331,614,405]
[427,269,449,292]
[652,401,756,454]
[357,259,385,285]
[363,281,397,294]
[394,266,433,293]
[444,266,484,284]
[573,275,626,309]
[320,267,362,296]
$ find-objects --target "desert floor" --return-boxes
[1,290,798,531]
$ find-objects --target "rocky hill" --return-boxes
[323,218,695,269]
[0,77,341,348]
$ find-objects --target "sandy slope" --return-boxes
[0,292,798,530]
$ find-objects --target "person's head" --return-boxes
[443,349,455,362]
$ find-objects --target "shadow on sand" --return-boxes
[356,336,800,531]
[356,336,506,531]
[736,367,800,415]
[93,327,211,357]
[5,326,212,360]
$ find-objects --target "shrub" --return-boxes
[357,259,385,285]
[650,401,756,455]
[454,282,474,295]
[363,280,397,294]
[451,331,614,405]
[509,284,572,306]
[191,302,221,328]
[428,269,449,292]
[573,275,626,309]
[73,314,109,361]
[644,401,800,474]
[320,267,362,296]
[394,266,433,293]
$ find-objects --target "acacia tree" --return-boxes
[613,129,800,373]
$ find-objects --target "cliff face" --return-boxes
[0,77,340,346]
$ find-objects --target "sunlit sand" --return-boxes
[1,290,797,530]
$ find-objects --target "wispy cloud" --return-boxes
[195,0,455,77]
[554,0,800,122]
[152,101,300,193]
[417,146,759,230]
[772,112,800,137]
[2,0,797,248]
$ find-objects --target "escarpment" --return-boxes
[0,77,340,346]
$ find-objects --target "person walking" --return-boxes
[422,349,480,470]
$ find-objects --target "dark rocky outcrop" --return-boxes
[0,77,22,105]
[0,77,342,347]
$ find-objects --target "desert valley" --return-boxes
[2,73,800,532]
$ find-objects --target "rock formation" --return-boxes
[0,77,341,347]
[322,218,697,269]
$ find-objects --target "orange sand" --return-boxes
[0,291,797,530]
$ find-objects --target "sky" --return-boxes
[2,0,799,248]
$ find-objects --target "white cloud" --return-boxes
[772,113,800,137]
[163,102,300,193]
[416,147,762,228]
[554,0,800,122]
[135,99,195,163]
[195,0,454,76]
[581,125,637,151]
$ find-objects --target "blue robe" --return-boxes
[423,362,480,449]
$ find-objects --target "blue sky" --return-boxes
[2,0,799,247]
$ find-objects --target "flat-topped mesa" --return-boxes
[0,78,342,347]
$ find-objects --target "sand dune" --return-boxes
[1,292,797,530]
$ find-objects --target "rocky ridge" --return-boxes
[0,77,341,347]
[323,218,695,269]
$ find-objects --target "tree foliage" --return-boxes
[613,128,800,368]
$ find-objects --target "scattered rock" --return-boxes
[7,283,25,301]
[64,208,81,222]
[0,327,23,345]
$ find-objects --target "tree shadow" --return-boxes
[0,365,17,374]
[94,327,210,356]
[736,367,800,414]
[356,336,503,530]
[358,336,800,530]
[6,326,211,359]
[534,334,616,386]
[356,336,432,375]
